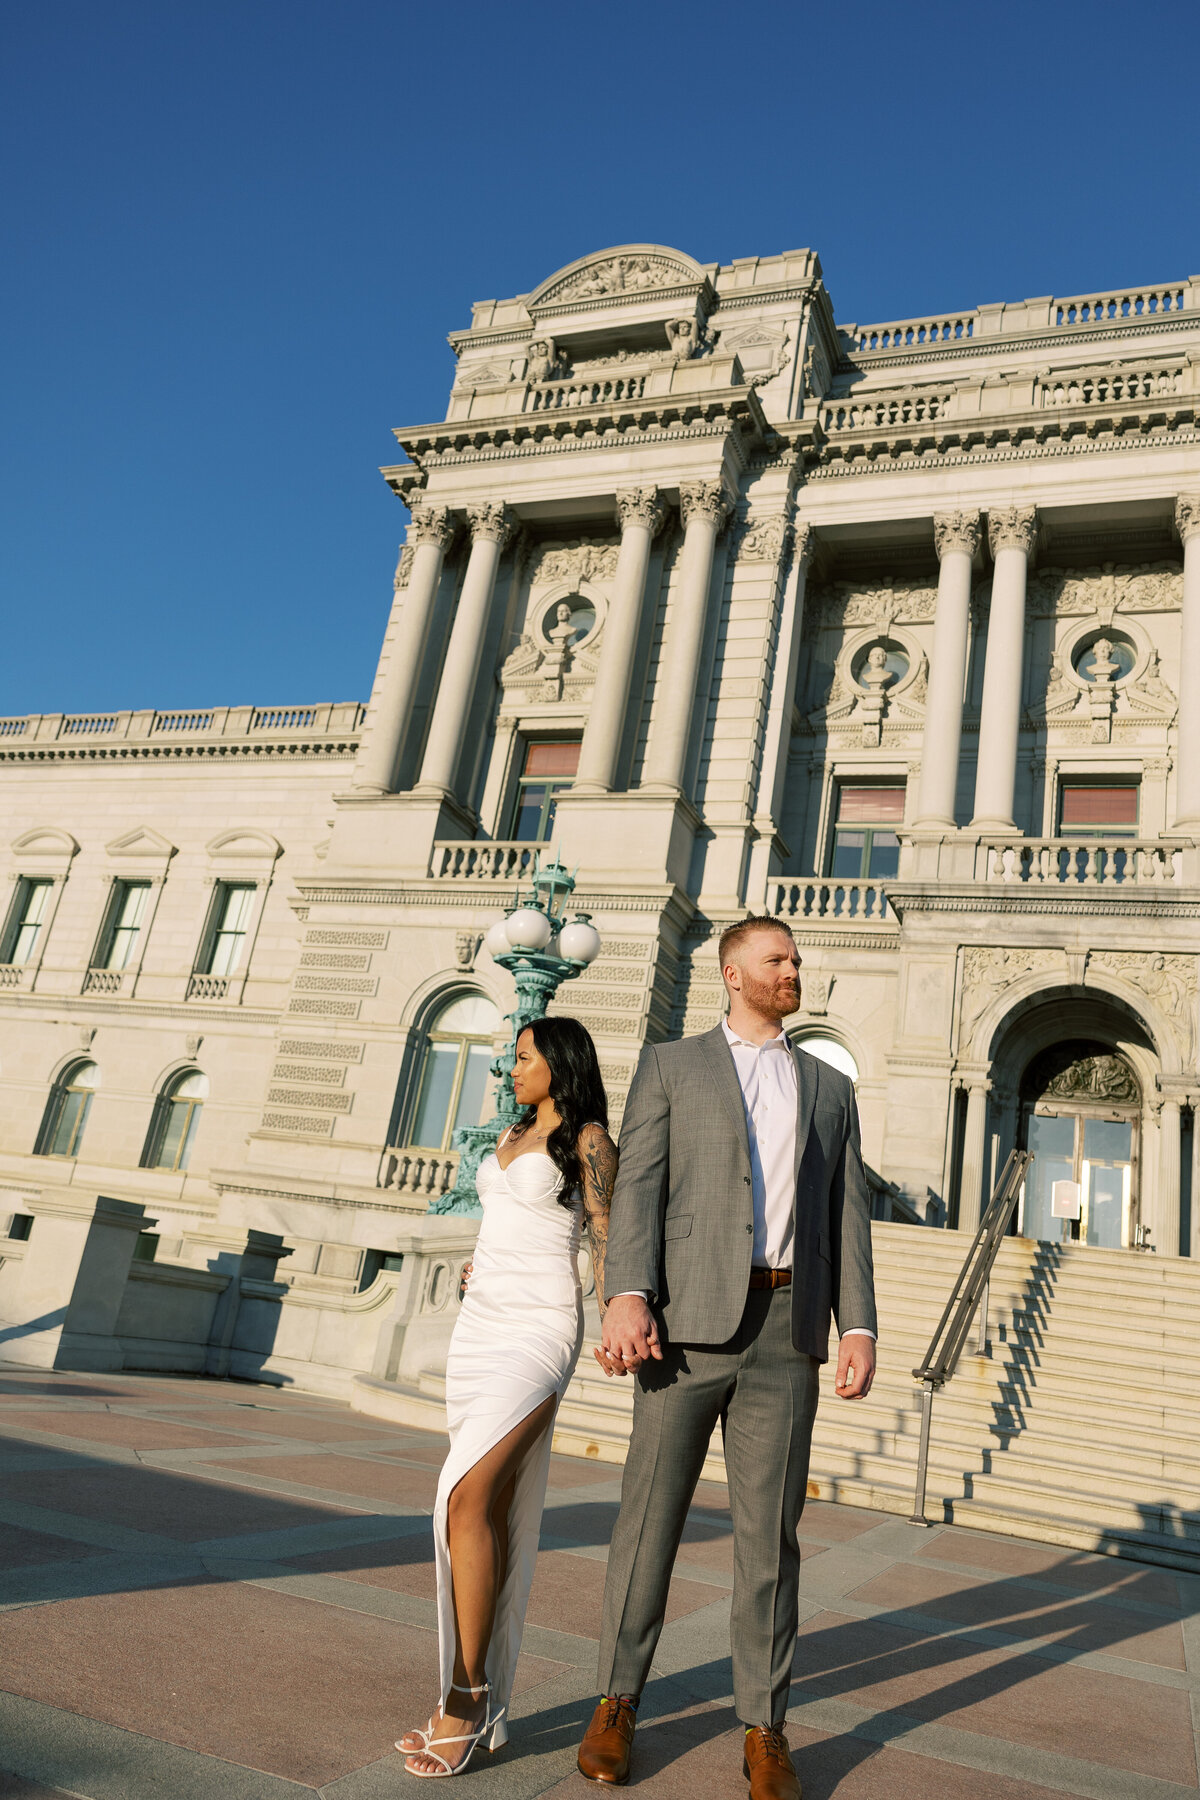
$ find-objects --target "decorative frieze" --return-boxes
[960,947,1063,1050]
[261,1112,335,1137]
[1087,950,1197,1063]
[735,513,793,563]
[299,952,372,972]
[286,997,361,1018]
[278,1038,365,1061]
[293,974,377,996]
[303,929,388,949]
[271,1062,346,1086]
[266,1087,353,1112]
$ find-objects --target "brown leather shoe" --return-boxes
[577,1696,637,1784]
[743,1725,801,1800]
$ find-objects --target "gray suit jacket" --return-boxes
[604,1025,877,1361]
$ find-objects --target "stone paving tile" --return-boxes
[0,1465,355,1541]
[545,1455,625,1489]
[0,1525,109,1576]
[793,1608,1198,1785]
[0,1577,569,1789]
[147,1406,402,1442]
[0,1410,267,1452]
[200,1452,440,1506]
[0,1777,85,1799]
[784,1728,1100,1800]
[847,1561,1187,1667]
[918,1530,1187,1609]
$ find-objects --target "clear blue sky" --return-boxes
[3,1,1197,717]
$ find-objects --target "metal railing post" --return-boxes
[909,1379,937,1526]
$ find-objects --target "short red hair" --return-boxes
[717,914,796,973]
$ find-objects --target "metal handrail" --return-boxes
[908,1147,1032,1525]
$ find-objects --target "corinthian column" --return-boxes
[1157,1095,1182,1257]
[958,1079,991,1233]
[417,503,515,796]
[643,481,732,793]
[971,506,1038,833]
[1173,496,1200,830]
[574,488,665,793]
[913,512,980,829]
[354,504,455,794]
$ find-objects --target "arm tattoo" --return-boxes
[580,1129,618,1311]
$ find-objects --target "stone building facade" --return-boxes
[3,243,1200,1375]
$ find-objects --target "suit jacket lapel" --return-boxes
[699,1026,752,1163]
[791,1044,817,1182]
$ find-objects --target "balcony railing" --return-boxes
[82,968,126,996]
[0,965,25,989]
[767,878,895,925]
[979,838,1189,886]
[380,1147,459,1199]
[0,703,365,748]
[186,973,231,1001]
[430,841,541,882]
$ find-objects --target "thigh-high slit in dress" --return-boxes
[433,1134,584,1745]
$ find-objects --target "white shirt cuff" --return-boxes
[613,1290,653,1300]
[841,1328,876,1340]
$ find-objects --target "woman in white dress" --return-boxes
[400,1015,616,1778]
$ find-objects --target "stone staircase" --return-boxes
[353,1222,1200,1573]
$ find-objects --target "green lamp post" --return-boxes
[428,852,601,1216]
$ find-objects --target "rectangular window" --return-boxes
[5,879,53,965]
[202,884,256,976]
[101,882,151,970]
[509,739,580,842]
[830,785,905,879]
[1059,784,1139,835]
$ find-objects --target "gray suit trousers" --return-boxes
[597,1286,819,1725]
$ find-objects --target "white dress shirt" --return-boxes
[618,1019,874,1340]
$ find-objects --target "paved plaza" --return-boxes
[0,1366,1196,1799]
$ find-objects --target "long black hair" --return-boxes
[513,1015,608,1206]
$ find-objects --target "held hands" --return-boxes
[834,1333,876,1399]
[595,1293,663,1378]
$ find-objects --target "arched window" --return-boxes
[145,1070,209,1172]
[37,1061,99,1158]
[408,994,501,1151]
[792,1034,859,1082]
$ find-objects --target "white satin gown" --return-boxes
[433,1131,585,1744]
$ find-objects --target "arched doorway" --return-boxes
[1019,1040,1140,1248]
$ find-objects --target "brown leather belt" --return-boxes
[748,1268,792,1290]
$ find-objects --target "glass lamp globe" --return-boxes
[558,919,601,965]
[505,907,554,951]
[483,919,512,958]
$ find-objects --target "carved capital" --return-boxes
[988,505,1038,559]
[465,501,516,550]
[934,510,982,561]
[615,488,666,537]
[406,503,456,552]
[1176,493,1200,545]
[794,522,816,569]
[679,481,733,532]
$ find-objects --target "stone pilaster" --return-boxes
[643,481,732,794]
[416,504,515,798]
[1173,496,1200,830]
[913,511,981,829]
[971,506,1037,833]
[353,503,455,795]
[574,489,665,794]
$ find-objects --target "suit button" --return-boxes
[746,1224,753,1233]
[743,1176,752,1185]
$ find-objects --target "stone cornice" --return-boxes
[0,992,280,1025]
[886,887,1200,920]
[0,739,360,767]
[385,416,762,485]
[804,423,1200,481]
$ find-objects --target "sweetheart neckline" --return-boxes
[485,1149,558,1177]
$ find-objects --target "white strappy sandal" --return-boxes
[402,1681,505,1778]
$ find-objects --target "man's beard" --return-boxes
[739,969,800,1021]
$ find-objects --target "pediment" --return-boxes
[106,826,178,860]
[528,245,710,315]
[11,827,79,863]
[206,828,283,862]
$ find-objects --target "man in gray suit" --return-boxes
[577,917,877,1799]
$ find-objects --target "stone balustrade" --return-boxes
[849,315,974,352]
[822,389,953,433]
[1054,286,1188,326]
[429,840,539,882]
[979,837,1193,886]
[766,878,895,925]
[186,973,232,1001]
[0,702,365,750]
[379,1147,459,1199]
[1038,364,1186,408]
[0,966,24,988]
[82,968,126,995]
[528,374,648,410]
